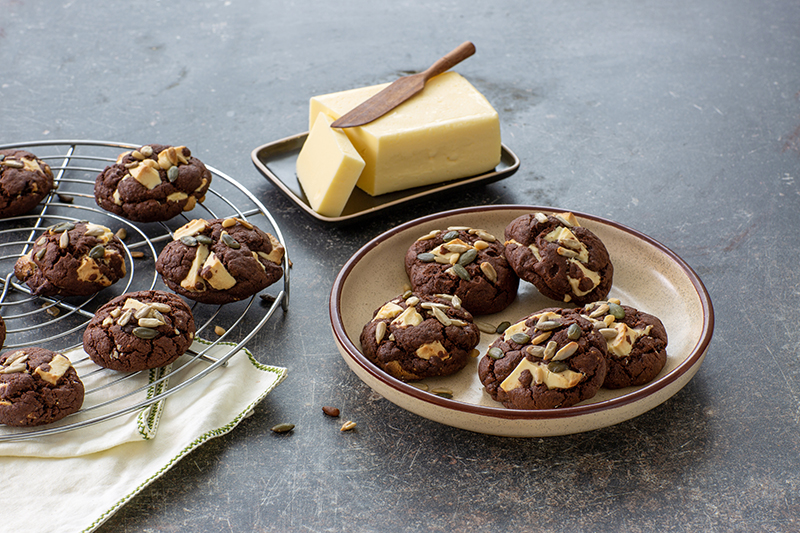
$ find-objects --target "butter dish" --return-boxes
[251,133,519,223]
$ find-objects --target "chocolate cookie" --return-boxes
[360,292,480,381]
[83,290,196,372]
[14,221,126,297]
[478,308,608,409]
[0,149,54,218]
[155,217,284,305]
[94,144,211,223]
[579,300,668,389]
[405,226,519,316]
[504,212,613,305]
[0,347,84,427]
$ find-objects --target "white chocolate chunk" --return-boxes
[373,302,403,320]
[129,159,161,189]
[173,219,208,240]
[499,358,584,392]
[415,341,448,361]
[201,251,237,290]
[33,354,72,385]
[391,306,423,328]
[180,244,210,291]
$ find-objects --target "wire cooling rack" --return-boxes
[0,140,290,441]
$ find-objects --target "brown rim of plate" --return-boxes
[329,204,715,421]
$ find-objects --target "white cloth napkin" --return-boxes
[0,340,287,532]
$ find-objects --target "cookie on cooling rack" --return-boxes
[477,307,608,409]
[0,347,84,427]
[404,226,519,316]
[504,212,613,305]
[0,149,55,218]
[155,217,284,305]
[94,144,212,223]
[578,300,668,389]
[83,290,196,372]
[359,292,480,381]
[14,221,127,297]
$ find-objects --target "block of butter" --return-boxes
[296,112,366,217]
[308,71,501,196]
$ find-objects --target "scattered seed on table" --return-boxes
[115,228,127,240]
[130,251,145,258]
[271,423,295,434]
[259,293,276,305]
[322,406,340,417]
[340,420,356,432]
[57,194,74,204]
[214,326,226,336]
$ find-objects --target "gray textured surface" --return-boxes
[2,0,800,531]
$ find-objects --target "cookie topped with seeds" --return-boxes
[504,212,613,305]
[82,290,196,372]
[577,300,668,389]
[360,292,480,381]
[155,217,284,305]
[404,226,519,316]
[14,221,126,297]
[94,144,212,223]
[0,149,55,218]
[0,347,84,427]
[478,307,608,409]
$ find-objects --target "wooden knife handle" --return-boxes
[422,41,476,80]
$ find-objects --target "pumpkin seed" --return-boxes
[57,194,74,204]
[140,145,154,157]
[496,321,511,334]
[608,302,625,320]
[409,382,429,391]
[195,234,213,245]
[417,252,435,263]
[547,361,569,373]
[88,244,106,259]
[451,263,470,280]
[487,347,505,360]
[271,423,295,433]
[457,248,478,266]
[0,154,5,161]
[510,332,531,345]
[552,341,578,361]
[180,235,198,247]
[431,388,453,399]
[221,232,240,249]
[442,230,459,242]
[567,323,582,340]
[132,327,159,339]
[535,320,561,331]
[167,166,179,182]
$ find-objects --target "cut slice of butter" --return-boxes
[309,71,501,196]
[296,112,366,217]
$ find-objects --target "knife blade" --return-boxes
[330,41,476,129]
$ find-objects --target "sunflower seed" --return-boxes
[214,325,226,336]
[375,321,387,343]
[417,230,441,241]
[134,304,153,319]
[552,341,579,361]
[222,217,237,228]
[150,302,172,313]
[475,321,497,334]
[471,229,497,242]
[589,304,610,318]
[117,308,133,327]
[322,406,340,417]
[340,420,357,431]
[124,161,140,169]
[480,262,497,283]
[138,317,164,328]
[34,248,46,261]
[51,221,74,233]
[473,240,490,251]
[431,306,452,326]
[409,382,429,391]
[557,246,580,259]
[531,331,552,345]
[59,230,69,249]
[140,145,154,157]
[84,226,107,237]
[405,296,420,307]
[1,159,23,169]
[543,340,558,361]
[131,150,145,160]
[4,351,29,365]
[130,251,145,258]
[451,294,462,309]
[115,228,127,240]
[599,328,618,340]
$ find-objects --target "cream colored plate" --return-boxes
[330,206,714,437]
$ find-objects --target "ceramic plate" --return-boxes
[251,133,520,223]
[330,205,714,437]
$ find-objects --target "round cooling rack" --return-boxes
[0,140,290,441]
